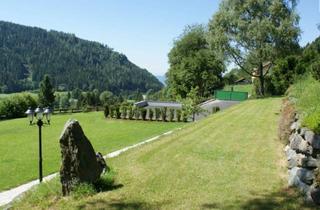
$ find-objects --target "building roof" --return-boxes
[134,100,182,109]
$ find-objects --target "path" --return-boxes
[0,129,177,207]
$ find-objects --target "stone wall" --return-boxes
[284,113,320,204]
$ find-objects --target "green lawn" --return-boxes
[11,98,317,209]
[0,112,182,191]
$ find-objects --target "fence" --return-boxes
[214,90,248,101]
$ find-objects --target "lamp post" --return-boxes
[25,107,52,183]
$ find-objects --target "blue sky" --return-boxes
[0,0,319,76]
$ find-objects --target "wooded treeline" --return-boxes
[0,21,163,93]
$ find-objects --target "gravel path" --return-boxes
[0,129,177,208]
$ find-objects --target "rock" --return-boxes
[301,156,320,168]
[290,134,312,155]
[285,147,297,161]
[290,121,301,132]
[305,130,320,149]
[59,120,104,196]
[311,188,320,205]
[300,127,309,138]
[287,152,305,169]
[290,134,303,150]
[289,167,311,193]
[296,168,315,185]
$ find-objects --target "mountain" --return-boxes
[0,21,163,93]
[156,75,166,85]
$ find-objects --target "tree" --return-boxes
[166,24,225,99]
[38,75,55,107]
[99,91,114,105]
[209,0,300,96]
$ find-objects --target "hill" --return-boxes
[0,21,163,93]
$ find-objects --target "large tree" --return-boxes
[166,25,225,99]
[209,0,300,96]
[38,75,55,107]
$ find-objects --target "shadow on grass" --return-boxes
[202,187,318,210]
[77,199,172,210]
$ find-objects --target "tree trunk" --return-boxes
[258,62,265,96]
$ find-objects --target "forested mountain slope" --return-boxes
[0,21,163,93]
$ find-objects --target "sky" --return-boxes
[0,0,319,76]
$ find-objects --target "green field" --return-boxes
[11,98,317,209]
[0,112,182,191]
[224,84,253,93]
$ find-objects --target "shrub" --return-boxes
[169,109,175,121]
[104,105,109,118]
[109,105,115,118]
[148,109,154,120]
[176,109,182,122]
[161,107,167,122]
[181,110,188,122]
[212,106,220,114]
[155,108,161,121]
[114,105,121,119]
[141,109,147,120]
[134,107,140,120]
[128,106,134,120]
[0,93,37,119]
[120,105,127,119]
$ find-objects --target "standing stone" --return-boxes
[59,120,104,195]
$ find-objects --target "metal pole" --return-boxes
[37,119,43,182]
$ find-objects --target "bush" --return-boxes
[176,109,181,122]
[120,105,127,119]
[141,109,147,120]
[134,107,140,120]
[212,106,220,114]
[128,106,134,120]
[181,110,188,122]
[104,105,109,118]
[148,109,154,120]
[161,107,167,122]
[114,105,121,119]
[0,93,37,119]
[169,109,175,121]
[155,108,161,121]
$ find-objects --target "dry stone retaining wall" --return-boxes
[284,113,320,204]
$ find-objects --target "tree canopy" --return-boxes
[209,0,300,96]
[166,25,225,99]
[38,75,55,107]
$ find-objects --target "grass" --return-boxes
[223,84,253,93]
[0,112,182,191]
[289,74,320,134]
[11,98,318,209]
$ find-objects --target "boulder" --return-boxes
[311,188,320,205]
[290,134,312,155]
[59,120,104,195]
[288,167,311,193]
[296,168,315,185]
[289,134,303,150]
[299,127,309,138]
[301,156,320,168]
[287,152,305,169]
[305,130,320,149]
[290,121,301,132]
